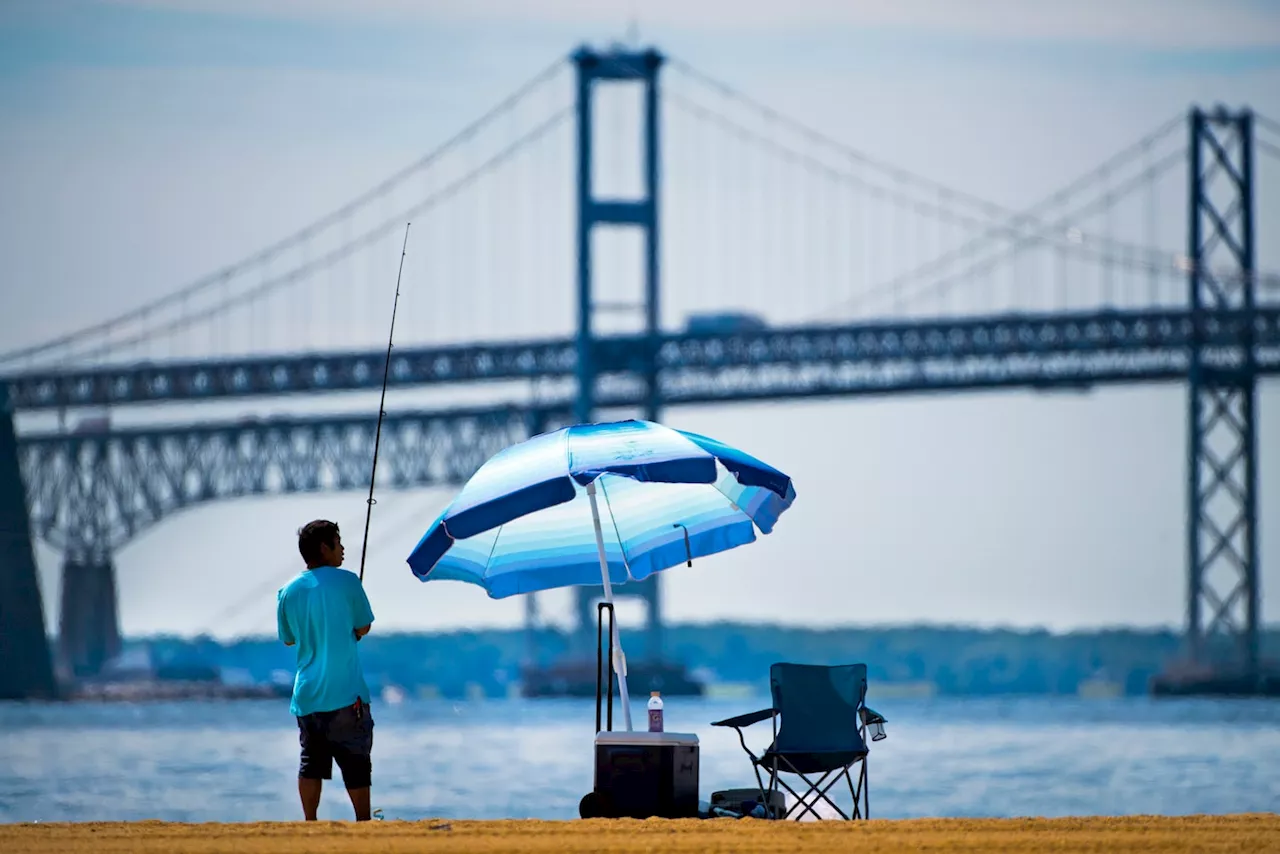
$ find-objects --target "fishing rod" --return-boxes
[358,222,411,583]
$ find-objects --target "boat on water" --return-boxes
[519,658,705,699]
[1150,667,1280,697]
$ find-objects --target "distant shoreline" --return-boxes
[106,622,1280,702]
[130,620,1252,644]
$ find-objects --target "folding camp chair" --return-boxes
[711,662,888,821]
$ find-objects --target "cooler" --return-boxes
[590,730,700,819]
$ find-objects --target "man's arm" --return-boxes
[276,588,296,647]
[350,577,375,642]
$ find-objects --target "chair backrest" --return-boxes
[770,662,868,755]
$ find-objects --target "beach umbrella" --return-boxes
[406,418,797,731]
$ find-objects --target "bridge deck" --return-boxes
[6,307,1279,410]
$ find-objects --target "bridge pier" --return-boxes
[57,554,121,679]
[572,576,662,660]
[0,386,58,699]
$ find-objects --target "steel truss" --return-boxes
[1185,108,1262,678]
[19,406,542,557]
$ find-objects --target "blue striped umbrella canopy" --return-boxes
[406,419,795,597]
[405,419,796,730]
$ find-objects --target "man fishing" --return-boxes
[277,519,376,821]
[273,224,405,822]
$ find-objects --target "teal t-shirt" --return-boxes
[276,566,375,717]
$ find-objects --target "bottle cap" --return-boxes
[651,691,659,696]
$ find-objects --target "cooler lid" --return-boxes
[595,730,699,747]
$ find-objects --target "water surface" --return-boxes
[1,696,1277,822]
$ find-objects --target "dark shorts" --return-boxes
[297,700,374,789]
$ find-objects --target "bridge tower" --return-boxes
[0,386,57,699]
[569,44,665,664]
[1182,106,1264,685]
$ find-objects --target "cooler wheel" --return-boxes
[578,789,615,819]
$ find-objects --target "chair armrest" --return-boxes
[711,707,777,729]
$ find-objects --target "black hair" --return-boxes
[297,520,340,567]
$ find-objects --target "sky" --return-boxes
[1,0,1279,642]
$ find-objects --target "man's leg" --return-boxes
[298,778,323,821]
[346,785,371,822]
[332,702,375,822]
[297,713,334,821]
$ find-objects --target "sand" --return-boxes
[3,814,1278,854]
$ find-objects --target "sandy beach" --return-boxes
[3,814,1278,853]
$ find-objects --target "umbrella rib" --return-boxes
[597,477,634,575]
[482,523,505,575]
[710,463,752,523]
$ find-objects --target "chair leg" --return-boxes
[771,762,853,821]
[730,726,783,820]
[862,758,870,820]
[839,758,870,820]
[766,759,783,819]
[749,759,777,819]
[772,774,826,821]
[809,769,854,821]
[846,760,861,819]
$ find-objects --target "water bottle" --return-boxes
[647,691,664,732]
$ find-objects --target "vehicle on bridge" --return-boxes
[684,312,767,335]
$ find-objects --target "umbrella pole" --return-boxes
[586,480,633,732]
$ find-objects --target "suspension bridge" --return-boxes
[1,43,1278,700]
